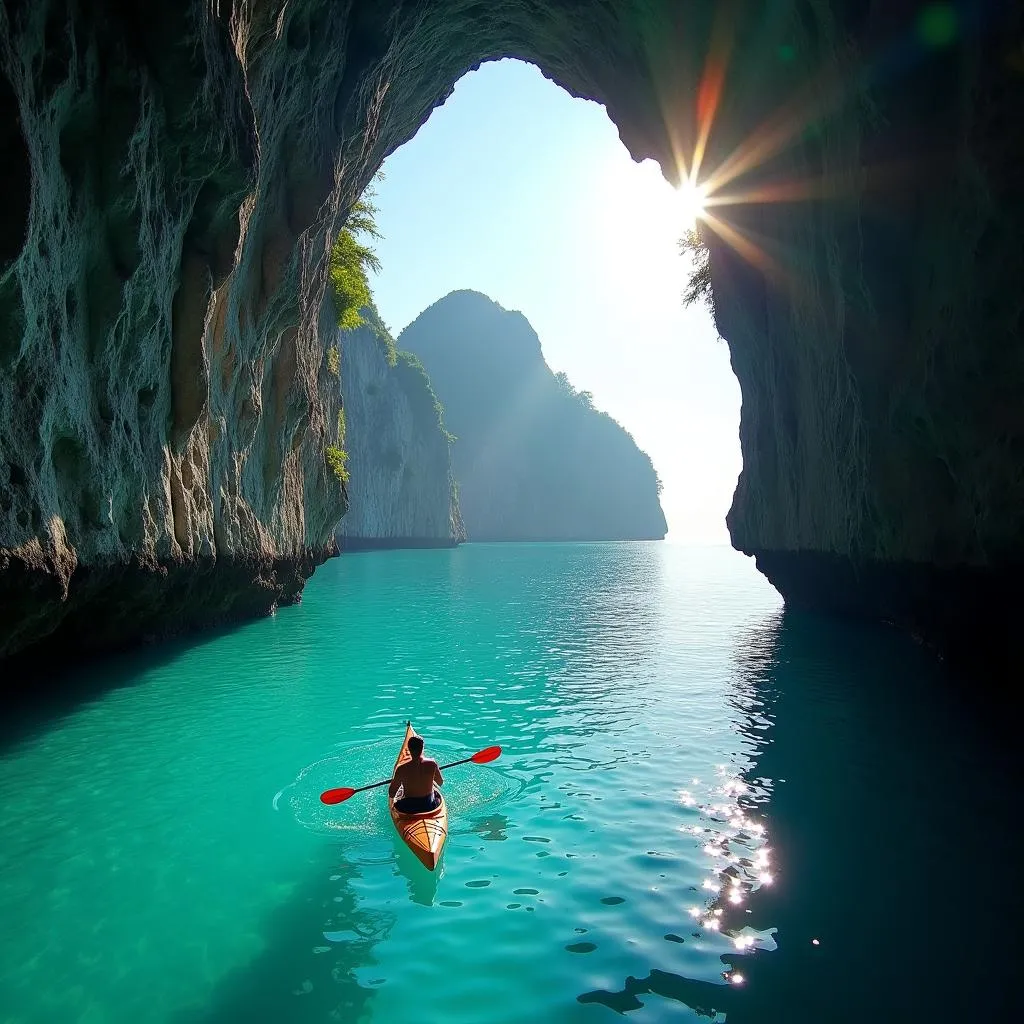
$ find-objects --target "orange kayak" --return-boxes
[388,721,448,871]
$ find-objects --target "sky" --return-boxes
[369,60,741,544]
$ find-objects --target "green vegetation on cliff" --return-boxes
[325,408,349,484]
[359,303,399,368]
[398,290,667,542]
[326,184,392,484]
[679,225,712,310]
[329,190,382,332]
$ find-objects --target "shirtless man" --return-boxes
[389,735,444,813]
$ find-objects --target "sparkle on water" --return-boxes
[1,543,1020,1022]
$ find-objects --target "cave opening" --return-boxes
[360,59,742,546]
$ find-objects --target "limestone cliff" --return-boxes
[400,291,667,542]
[1,0,1021,667]
[714,4,1024,669]
[335,319,462,550]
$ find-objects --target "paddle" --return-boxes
[319,745,502,805]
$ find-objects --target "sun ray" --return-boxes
[704,174,847,207]
[690,4,736,185]
[700,60,854,199]
[657,24,888,308]
[700,209,789,288]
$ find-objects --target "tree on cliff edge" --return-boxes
[330,186,382,331]
[679,225,712,310]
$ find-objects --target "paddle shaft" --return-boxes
[345,753,481,797]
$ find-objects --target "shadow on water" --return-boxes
[471,812,512,842]
[0,619,265,757]
[176,845,394,1024]
[579,608,1024,1021]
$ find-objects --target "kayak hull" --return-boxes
[388,722,448,871]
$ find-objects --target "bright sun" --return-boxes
[677,180,708,228]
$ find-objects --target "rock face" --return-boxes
[400,291,667,542]
[335,320,462,550]
[714,5,1024,670]
[0,1,1021,667]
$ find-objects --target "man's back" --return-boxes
[395,756,442,799]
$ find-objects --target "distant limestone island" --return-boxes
[337,290,666,548]
[393,290,666,543]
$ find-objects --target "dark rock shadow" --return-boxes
[0,617,270,757]
[577,608,1024,1021]
[174,844,393,1024]
[721,609,1024,1022]
[579,968,735,1018]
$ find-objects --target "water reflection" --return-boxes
[579,607,1024,1021]
[390,844,443,907]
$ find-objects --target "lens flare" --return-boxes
[677,179,708,228]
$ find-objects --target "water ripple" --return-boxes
[2,544,1015,1023]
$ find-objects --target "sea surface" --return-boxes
[1,543,1020,1023]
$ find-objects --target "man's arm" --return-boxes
[388,765,404,798]
[433,761,444,787]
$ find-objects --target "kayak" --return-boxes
[389,721,448,871]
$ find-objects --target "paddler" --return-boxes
[389,735,444,812]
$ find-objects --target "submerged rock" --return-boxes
[400,291,667,542]
[0,1,1020,668]
[335,319,462,550]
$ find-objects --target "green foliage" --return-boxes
[324,406,349,485]
[361,304,398,367]
[324,444,349,484]
[679,225,713,309]
[329,190,382,331]
[375,323,398,367]
[325,344,339,378]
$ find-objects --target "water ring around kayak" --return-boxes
[274,738,522,840]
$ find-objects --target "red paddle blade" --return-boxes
[320,787,356,805]
[471,745,502,764]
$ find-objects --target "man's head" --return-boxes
[407,736,424,758]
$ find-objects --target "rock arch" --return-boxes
[0,0,1020,669]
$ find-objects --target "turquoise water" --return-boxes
[1,544,1019,1022]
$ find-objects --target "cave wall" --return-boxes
[716,1,1024,665]
[0,0,1021,666]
